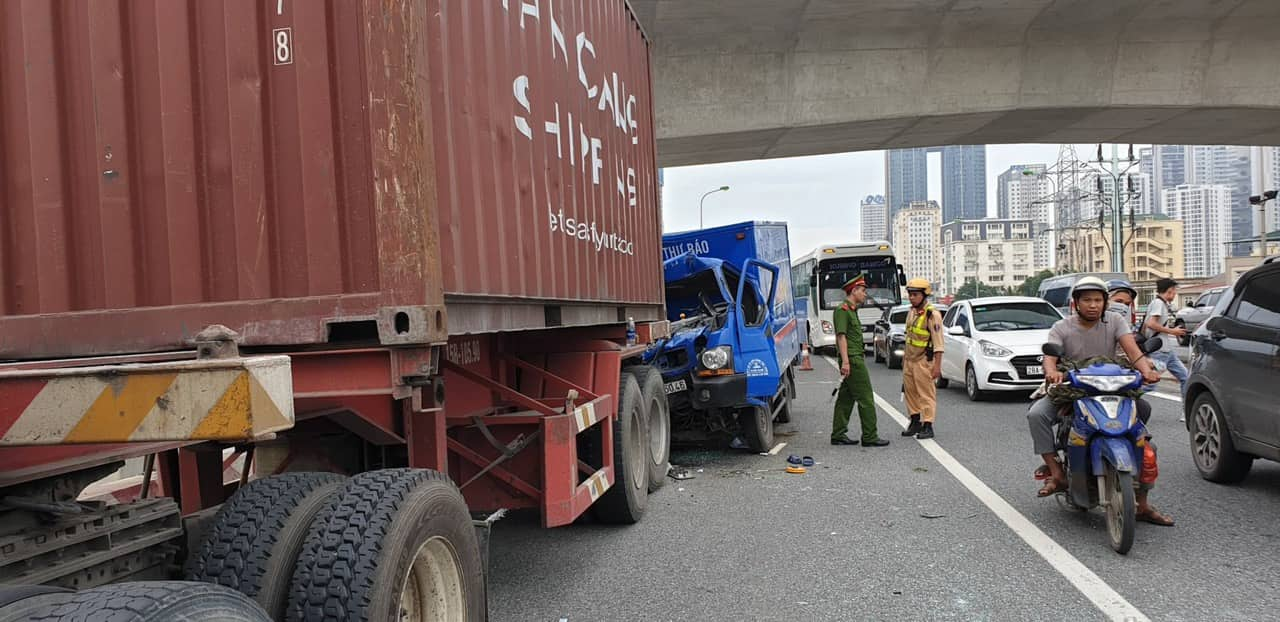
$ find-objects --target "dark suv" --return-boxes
[1185,257,1280,483]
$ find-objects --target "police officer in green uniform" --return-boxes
[831,274,890,447]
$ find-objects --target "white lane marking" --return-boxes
[767,442,787,456]
[1147,391,1182,403]
[821,356,1149,622]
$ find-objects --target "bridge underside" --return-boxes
[632,0,1280,166]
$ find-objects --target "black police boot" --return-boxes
[902,414,922,437]
[916,422,935,440]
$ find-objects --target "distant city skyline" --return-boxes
[661,143,1278,273]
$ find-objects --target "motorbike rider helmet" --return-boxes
[1070,276,1108,301]
[905,277,932,296]
[1106,279,1138,300]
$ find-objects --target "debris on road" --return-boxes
[668,466,696,480]
[920,512,946,519]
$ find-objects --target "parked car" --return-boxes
[937,296,1064,401]
[1184,257,1280,483]
[1174,286,1228,346]
[873,304,946,369]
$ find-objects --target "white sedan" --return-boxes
[937,296,1064,401]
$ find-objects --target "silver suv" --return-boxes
[1175,287,1228,346]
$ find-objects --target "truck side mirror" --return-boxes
[809,275,817,288]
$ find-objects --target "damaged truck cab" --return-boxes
[648,222,801,453]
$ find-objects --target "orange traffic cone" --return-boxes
[799,343,814,371]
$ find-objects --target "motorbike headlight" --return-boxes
[979,340,1013,358]
[1076,374,1138,393]
[700,346,732,370]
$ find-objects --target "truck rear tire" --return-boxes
[592,374,649,524]
[185,472,347,618]
[0,586,73,622]
[625,365,670,492]
[23,581,270,621]
[740,404,774,453]
[286,469,485,622]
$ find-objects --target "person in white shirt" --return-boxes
[1143,278,1189,399]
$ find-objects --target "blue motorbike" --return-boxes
[1039,337,1162,554]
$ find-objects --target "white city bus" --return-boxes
[792,241,905,353]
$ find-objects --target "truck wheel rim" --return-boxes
[399,536,466,622]
[648,395,668,465]
[1193,403,1221,470]
[627,408,645,491]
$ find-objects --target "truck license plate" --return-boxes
[1025,365,1043,376]
[663,379,688,395]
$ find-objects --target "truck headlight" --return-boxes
[700,346,732,370]
[821,320,834,334]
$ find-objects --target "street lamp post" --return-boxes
[699,186,730,229]
[1249,190,1278,256]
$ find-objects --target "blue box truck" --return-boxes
[648,222,801,452]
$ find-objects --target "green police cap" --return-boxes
[841,274,867,293]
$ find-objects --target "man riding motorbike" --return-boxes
[1027,276,1174,526]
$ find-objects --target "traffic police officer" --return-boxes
[900,278,945,439]
[831,274,890,447]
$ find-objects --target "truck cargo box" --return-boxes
[662,221,798,331]
[0,0,662,360]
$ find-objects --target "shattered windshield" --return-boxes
[664,269,729,322]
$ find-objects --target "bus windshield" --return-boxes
[817,256,900,309]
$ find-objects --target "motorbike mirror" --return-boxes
[1142,337,1164,354]
[1041,342,1065,358]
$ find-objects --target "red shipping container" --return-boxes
[0,0,662,359]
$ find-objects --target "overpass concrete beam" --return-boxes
[638,0,1280,166]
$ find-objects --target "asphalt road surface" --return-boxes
[488,352,1280,621]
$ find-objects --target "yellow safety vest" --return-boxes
[906,304,934,349]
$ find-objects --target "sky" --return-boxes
[660,144,1141,256]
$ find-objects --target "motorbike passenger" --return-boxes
[1027,277,1174,525]
[1107,279,1138,328]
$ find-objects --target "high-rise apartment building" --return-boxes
[1162,184,1232,278]
[940,145,988,223]
[892,201,942,285]
[1141,145,1189,199]
[885,149,928,240]
[997,164,1054,270]
[1145,145,1253,255]
[941,219,1035,295]
[885,145,987,239]
[859,194,888,241]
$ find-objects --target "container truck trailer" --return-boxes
[0,1,667,620]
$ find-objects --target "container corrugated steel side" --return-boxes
[0,0,662,359]
[429,0,663,334]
